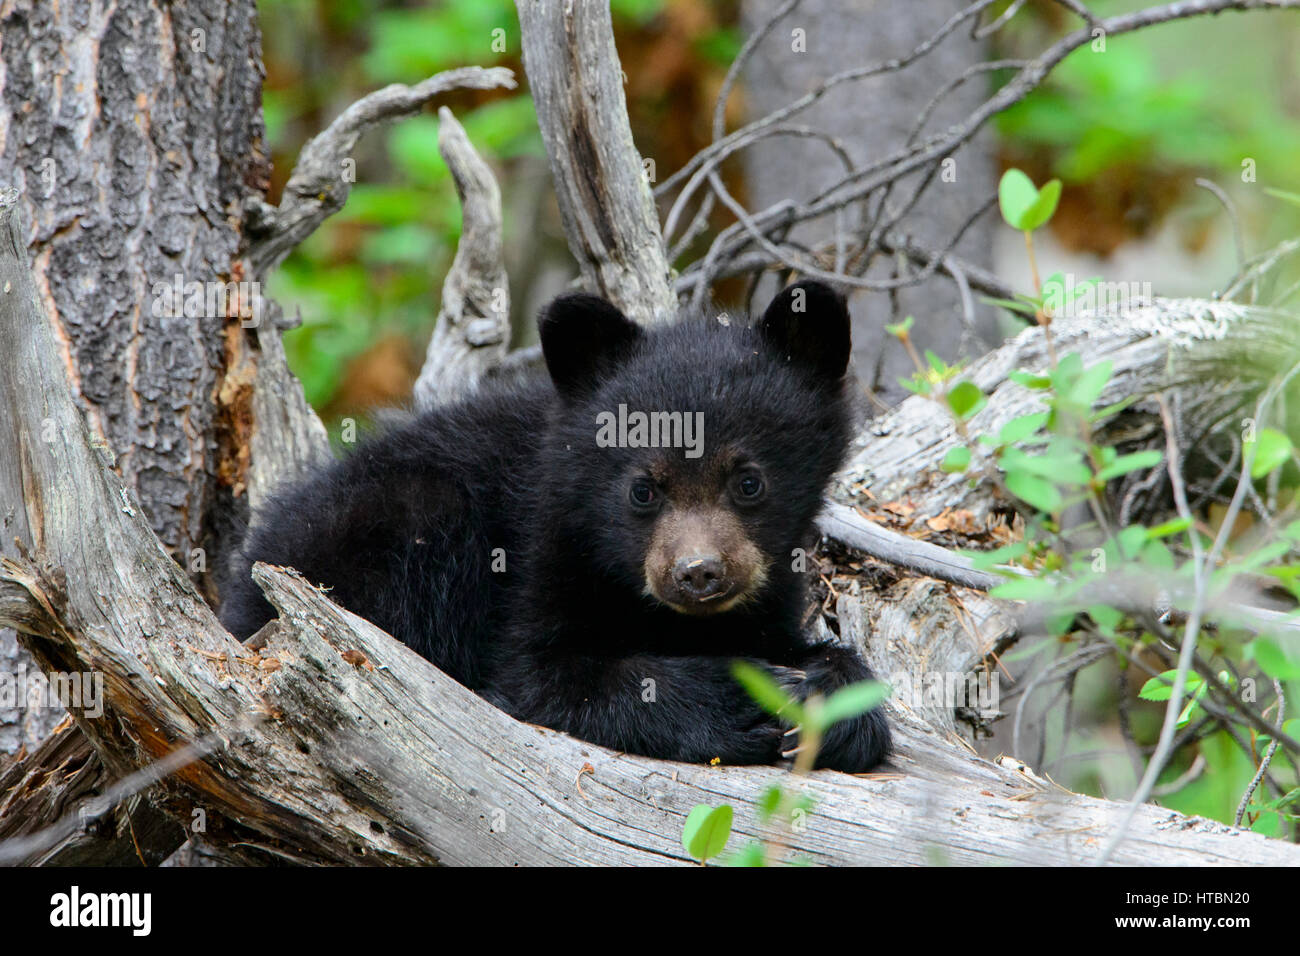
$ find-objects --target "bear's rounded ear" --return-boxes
[757,280,851,383]
[539,292,644,401]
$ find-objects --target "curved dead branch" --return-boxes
[413,108,512,409]
[248,66,516,278]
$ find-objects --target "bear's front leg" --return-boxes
[787,643,892,772]
[496,652,801,766]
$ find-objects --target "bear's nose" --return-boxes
[672,554,726,599]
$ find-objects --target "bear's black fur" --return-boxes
[220,280,890,771]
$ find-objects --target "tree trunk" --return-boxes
[0,0,269,756]
[739,0,1000,399]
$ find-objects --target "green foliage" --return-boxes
[682,804,733,863]
[730,660,803,725]
[692,667,887,866]
[998,169,1062,232]
[818,681,891,729]
[941,446,972,474]
[901,235,1300,833]
[1247,428,1293,479]
[946,381,987,421]
[996,32,1300,185]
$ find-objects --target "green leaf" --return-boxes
[1094,450,1163,483]
[755,786,784,823]
[1008,370,1052,390]
[1047,608,1077,636]
[731,660,803,723]
[964,540,1029,570]
[1001,446,1091,485]
[947,381,986,421]
[1018,178,1062,231]
[884,315,915,337]
[817,680,890,730]
[941,445,972,473]
[1090,395,1138,424]
[998,168,1039,229]
[1088,603,1124,635]
[1006,470,1063,513]
[1252,638,1300,681]
[1146,516,1192,539]
[997,412,1050,446]
[1141,539,1176,571]
[1247,428,1292,479]
[1117,525,1148,560]
[990,575,1057,602]
[682,804,734,862]
[727,840,766,867]
[1053,352,1084,385]
[980,295,1040,318]
[1054,358,1112,409]
[1139,670,1204,702]
[1265,187,1300,208]
[1075,360,1113,408]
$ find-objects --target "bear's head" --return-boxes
[537,281,853,619]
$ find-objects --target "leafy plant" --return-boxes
[677,663,887,867]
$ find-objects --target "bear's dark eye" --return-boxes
[734,471,765,501]
[629,478,658,508]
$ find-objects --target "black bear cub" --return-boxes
[221,280,890,772]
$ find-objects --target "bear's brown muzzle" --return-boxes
[644,506,767,615]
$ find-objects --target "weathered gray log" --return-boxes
[245,298,333,514]
[837,581,1016,739]
[833,298,1263,523]
[247,67,516,278]
[413,108,512,410]
[515,0,676,326]
[0,718,183,866]
[4,564,1296,866]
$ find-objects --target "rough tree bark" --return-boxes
[0,0,270,794]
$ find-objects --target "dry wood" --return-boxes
[413,108,512,409]
[515,0,676,326]
[0,718,181,866]
[248,67,515,278]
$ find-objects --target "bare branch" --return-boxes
[672,0,1300,300]
[818,503,1010,592]
[413,108,512,410]
[1235,679,1285,827]
[515,0,675,325]
[247,67,516,278]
